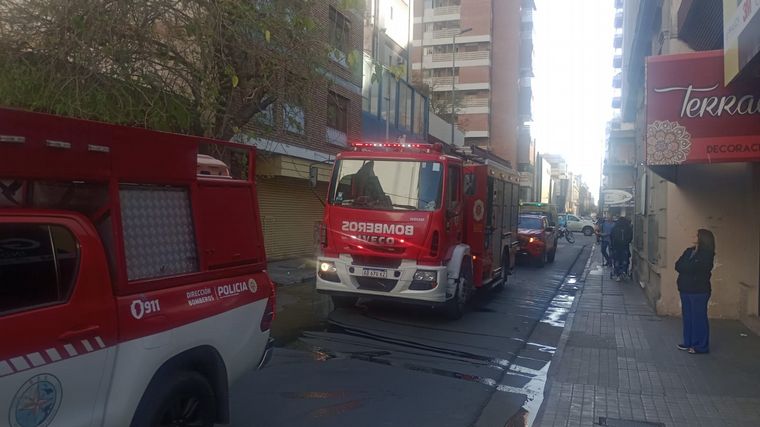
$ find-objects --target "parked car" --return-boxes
[559,213,596,236]
[517,214,557,267]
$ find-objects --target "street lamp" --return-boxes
[451,27,472,145]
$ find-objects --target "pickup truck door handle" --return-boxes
[58,325,100,341]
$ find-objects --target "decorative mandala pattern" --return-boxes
[646,120,692,165]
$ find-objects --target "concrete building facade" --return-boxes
[244,0,364,260]
[619,0,760,332]
[411,0,535,166]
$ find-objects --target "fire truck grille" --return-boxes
[351,256,402,269]
[355,277,398,292]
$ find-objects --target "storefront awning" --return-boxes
[645,50,760,166]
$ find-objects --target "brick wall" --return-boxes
[243,0,363,156]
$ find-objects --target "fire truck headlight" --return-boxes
[320,262,337,273]
[413,270,437,282]
[318,261,340,282]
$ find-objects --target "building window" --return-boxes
[329,7,350,57]
[327,92,348,133]
[256,102,274,126]
[283,103,306,134]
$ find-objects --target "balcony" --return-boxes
[432,50,489,62]
[612,72,622,88]
[614,11,623,28]
[424,76,459,87]
[614,33,623,49]
[615,0,623,9]
[613,55,622,68]
[433,5,460,16]
[612,97,621,109]
[461,97,489,108]
[431,28,460,39]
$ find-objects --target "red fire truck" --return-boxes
[316,142,520,319]
[0,108,274,427]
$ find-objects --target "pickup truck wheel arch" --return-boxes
[130,345,229,426]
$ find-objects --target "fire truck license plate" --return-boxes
[362,268,387,278]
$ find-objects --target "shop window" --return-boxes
[0,224,79,315]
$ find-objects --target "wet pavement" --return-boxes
[228,236,595,427]
[535,248,760,427]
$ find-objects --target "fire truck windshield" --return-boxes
[330,159,443,211]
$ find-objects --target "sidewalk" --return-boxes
[535,248,760,427]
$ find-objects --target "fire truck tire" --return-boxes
[331,295,358,308]
[131,371,216,427]
[494,254,509,291]
[445,258,472,319]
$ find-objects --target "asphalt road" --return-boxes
[227,236,594,427]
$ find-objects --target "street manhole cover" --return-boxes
[598,417,665,427]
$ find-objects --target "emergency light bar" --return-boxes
[351,142,442,153]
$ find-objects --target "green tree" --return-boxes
[0,0,330,140]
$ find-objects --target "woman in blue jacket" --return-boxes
[675,229,716,354]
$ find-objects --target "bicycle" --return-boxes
[557,226,575,244]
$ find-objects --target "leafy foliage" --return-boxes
[0,0,330,139]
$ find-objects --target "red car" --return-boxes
[517,214,557,267]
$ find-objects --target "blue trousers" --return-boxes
[601,241,611,265]
[680,292,710,353]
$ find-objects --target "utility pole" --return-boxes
[451,27,472,145]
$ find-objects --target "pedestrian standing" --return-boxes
[675,229,715,354]
[597,215,614,266]
[610,216,632,281]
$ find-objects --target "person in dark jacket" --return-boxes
[610,216,633,281]
[675,228,715,354]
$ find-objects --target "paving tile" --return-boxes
[535,251,760,427]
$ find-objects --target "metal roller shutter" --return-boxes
[256,176,328,261]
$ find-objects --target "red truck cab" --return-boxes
[0,108,274,427]
[316,142,519,319]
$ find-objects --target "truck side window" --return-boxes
[447,165,461,210]
[0,224,79,316]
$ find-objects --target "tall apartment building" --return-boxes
[243,1,364,260]
[619,0,760,327]
[411,0,534,166]
[601,0,636,219]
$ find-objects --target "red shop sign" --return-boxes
[646,50,760,165]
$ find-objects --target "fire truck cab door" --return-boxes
[0,214,117,427]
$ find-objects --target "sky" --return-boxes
[532,0,618,201]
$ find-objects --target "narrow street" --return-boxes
[227,236,594,426]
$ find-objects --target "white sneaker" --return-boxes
[615,276,622,282]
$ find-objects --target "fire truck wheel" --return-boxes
[445,259,472,319]
[131,371,216,427]
[331,295,358,308]
[494,255,509,291]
